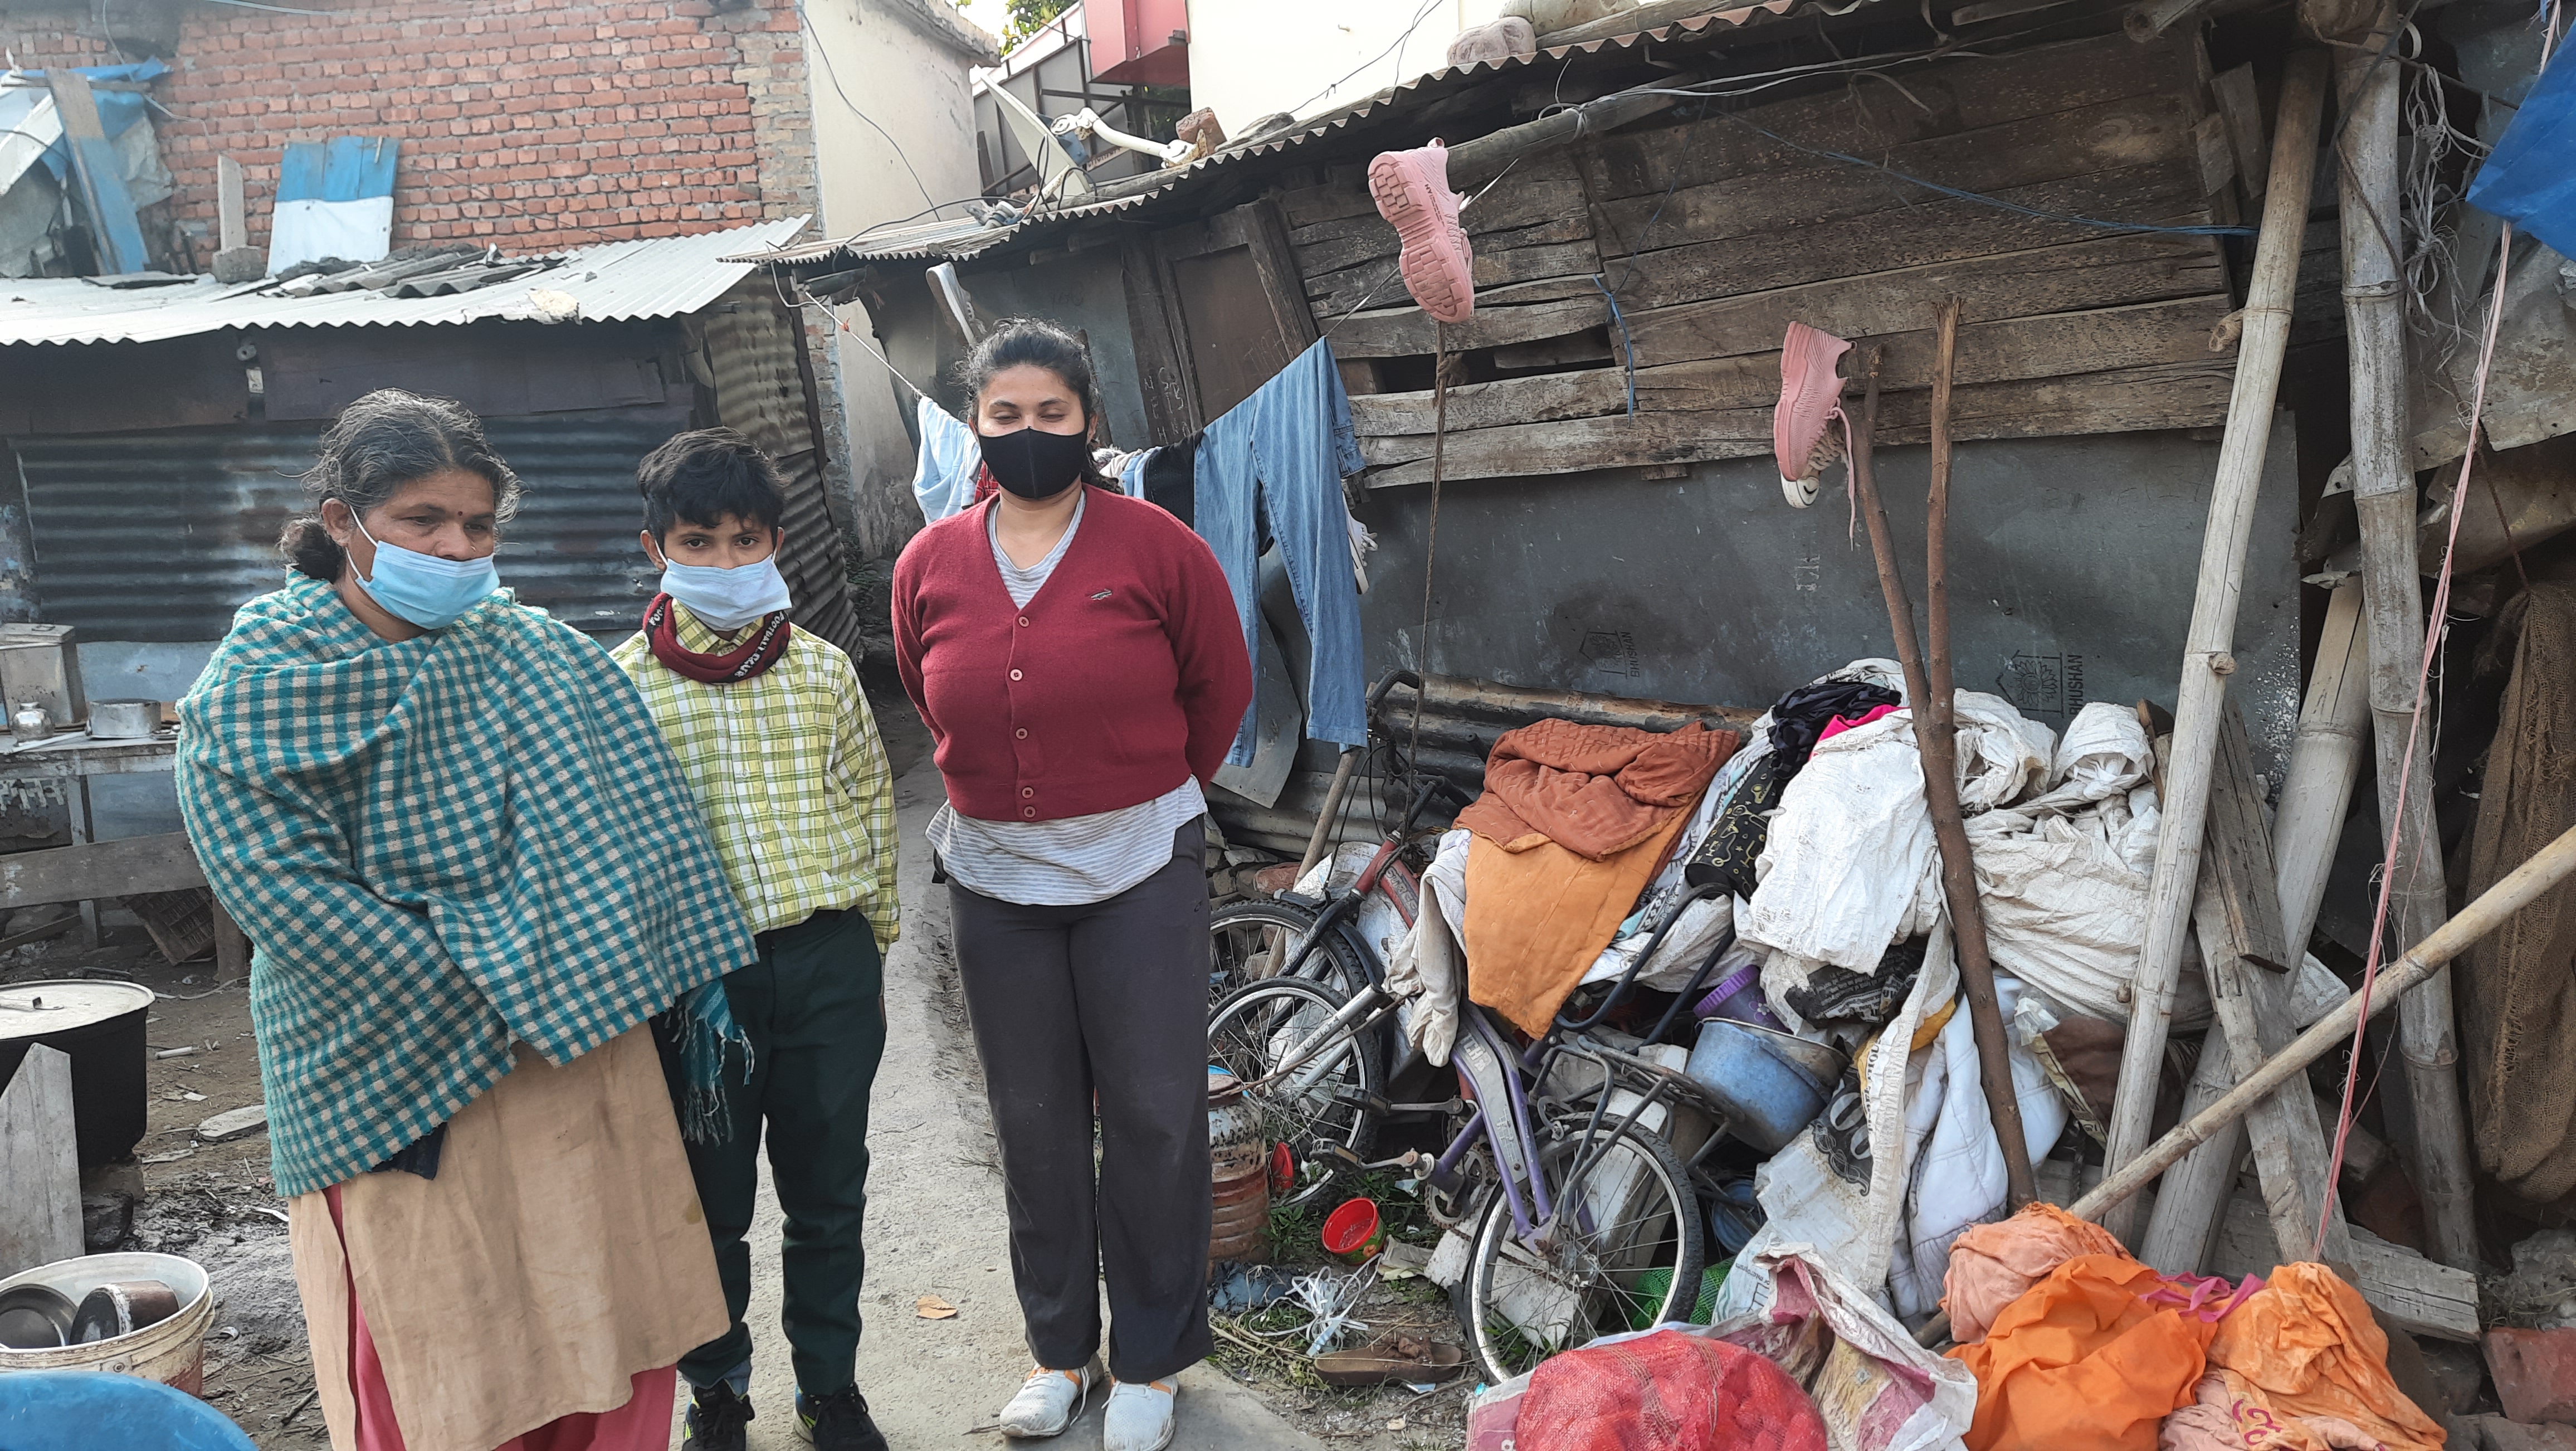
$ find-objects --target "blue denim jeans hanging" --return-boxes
[1193,339,1368,764]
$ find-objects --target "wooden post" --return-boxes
[2141,580,2372,1272]
[2074,820,2576,1225]
[1300,747,1363,878]
[2193,705,2353,1264]
[1848,345,2038,1211]
[2100,52,2330,1247]
[2338,7,2480,1270]
[0,1044,81,1275]
[217,155,247,254]
[213,897,251,986]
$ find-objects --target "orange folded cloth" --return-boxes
[1456,719,1738,861]
[1943,1201,2129,1345]
[2197,1263,2447,1451]
[1457,719,1736,1035]
[1948,1252,2218,1451]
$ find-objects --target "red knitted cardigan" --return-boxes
[892,488,1254,822]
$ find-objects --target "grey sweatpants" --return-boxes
[947,820,1214,1384]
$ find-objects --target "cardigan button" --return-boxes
[1018,616,1031,627]
[1009,669,1023,681]
[1015,728,1028,739]
[1021,786,1035,798]
[1022,806,1037,819]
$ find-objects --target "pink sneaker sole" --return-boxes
[1369,144,1474,324]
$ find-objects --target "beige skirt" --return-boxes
[287,1026,728,1451]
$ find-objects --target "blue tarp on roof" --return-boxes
[2467,43,2576,259]
[0,59,168,187]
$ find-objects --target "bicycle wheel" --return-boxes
[1206,976,1380,1212]
[1209,898,1369,1010]
[1459,1116,1705,1385]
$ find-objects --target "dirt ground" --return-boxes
[7,676,1467,1450]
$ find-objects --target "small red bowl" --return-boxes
[1321,1196,1384,1263]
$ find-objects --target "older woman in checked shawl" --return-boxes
[176,390,757,1451]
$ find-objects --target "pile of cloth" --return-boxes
[1393,658,2240,1322]
[1940,1204,2447,1451]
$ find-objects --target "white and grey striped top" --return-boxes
[927,492,1204,907]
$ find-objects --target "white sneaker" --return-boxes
[1102,1379,1177,1451]
[997,1361,1100,1439]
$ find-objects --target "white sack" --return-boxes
[1736,920,1959,1296]
[1740,709,1935,970]
[1385,831,1470,1065]
[1887,975,2071,1318]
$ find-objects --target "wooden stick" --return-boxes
[2140,580,2372,1273]
[2076,821,2576,1224]
[2099,51,2330,1247]
[1301,747,1363,878]
[1848,342,2038,1211]
[2336,11,2479,1270]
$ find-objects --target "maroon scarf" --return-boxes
[642,594,792,684]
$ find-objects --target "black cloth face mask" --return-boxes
[979,425,1092,500]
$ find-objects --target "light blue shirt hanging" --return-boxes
[912,395,984,523]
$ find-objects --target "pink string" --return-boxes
[2311,204,2524,1258]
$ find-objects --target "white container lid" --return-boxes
[0,979,153,1039]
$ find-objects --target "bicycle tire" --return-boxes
[1208,898,1371,1010]
[1206,975,1381,1213]
[1458,1116,1706,1385]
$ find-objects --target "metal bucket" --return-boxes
[1685,1019,1847,1154]
[0,1253,215,1393]
[1208,1072,1271,1264]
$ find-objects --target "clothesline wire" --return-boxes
[779,271,931,403]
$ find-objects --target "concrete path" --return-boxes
[673,760,1323,1450]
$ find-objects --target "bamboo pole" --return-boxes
[1848,342,2039,1211]
[2075,821,2576,1225]
[2099,51,2332,1247]
[2337,11,2480,1270]
[2140,580,2373,1273]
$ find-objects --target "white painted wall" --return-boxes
[1185,0,1511,135]
[804,0,994,556]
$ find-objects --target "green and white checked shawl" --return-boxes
[177,576,759,1197]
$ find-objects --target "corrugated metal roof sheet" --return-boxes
[730,1,1855,269]
[18,410,687,640]
[0,218,809,347]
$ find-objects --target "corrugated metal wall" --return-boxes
[695,281,870,664]
[16,408,688,641]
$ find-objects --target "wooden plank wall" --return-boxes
[1274,30,2246,489]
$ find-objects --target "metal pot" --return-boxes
[0,979,153,1167]
[1685,1018,1847,1155]
[85,700,160,741]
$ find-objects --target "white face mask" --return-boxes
[658,554,793,631]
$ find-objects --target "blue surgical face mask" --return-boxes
[658,553,793,632]
[350,517,501,630]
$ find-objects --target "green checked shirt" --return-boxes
[614,604,901,948]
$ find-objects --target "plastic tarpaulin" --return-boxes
[2466,43,2576,258]
[267,136,401,275]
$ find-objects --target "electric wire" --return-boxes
[1288,0,1449,118]
[793,0,937,210]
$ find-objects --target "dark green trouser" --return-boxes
[670,906,886,1397]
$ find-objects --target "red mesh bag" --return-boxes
[1516,1330,1828,1451]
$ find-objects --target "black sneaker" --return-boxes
[797,1386,891,1451]
[682,1381,754,1451]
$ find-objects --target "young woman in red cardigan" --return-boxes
[892,320,1253,1451]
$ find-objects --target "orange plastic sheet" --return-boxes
[1941,1201,2128,1345]
[1947,1253,2218,1451]
[2193,1264,2447,1451]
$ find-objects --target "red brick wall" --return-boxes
[0,0,817,267]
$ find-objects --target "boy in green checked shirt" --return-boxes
[612,429,899,1451]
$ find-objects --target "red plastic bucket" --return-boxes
[1321,1197,1384,1264]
